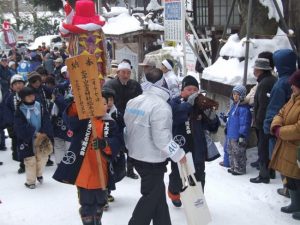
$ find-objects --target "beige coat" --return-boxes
[270,94,300,179]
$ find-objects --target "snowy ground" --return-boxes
[0,139,298,225]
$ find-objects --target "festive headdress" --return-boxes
[60,0,106,36]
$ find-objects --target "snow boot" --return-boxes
[281,190,300,213]
[168,191,182,207]
[81,216,95,225]
[24,183,36,189]
[292,212,300,220]
[94,208,103,225]
[277,187,290,198]
[37,176,43,184]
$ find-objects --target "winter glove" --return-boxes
[92,138,107,151]
[238,136,247,147]
[219,112,228,123]
[187,93,198,106]
[204,108,217,120]
[272,126,281,138]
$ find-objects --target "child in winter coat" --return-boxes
[168,75,220,207]
[49,86,71,165]
[101,87,126,208]
[53,95,124,225]
[226,85,252,175]
[14,87,53,189]
[3,74,26,173]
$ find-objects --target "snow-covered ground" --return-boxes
[0,139,298,225]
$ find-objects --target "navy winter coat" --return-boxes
[14,102,53,160]
[53,104,124,186]
[263,49,297,134]
[3,90,19,127]
[51,95,71,141]
[170,96,220,164]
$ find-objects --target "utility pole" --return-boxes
[14,0,20,31]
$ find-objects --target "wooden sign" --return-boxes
[66,54,105,120]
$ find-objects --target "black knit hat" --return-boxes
[289,70,300,89]
[102,87,116,101]
[19,87,35,100]
[181,75,199,90]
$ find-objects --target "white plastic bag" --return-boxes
[178,153,212,225]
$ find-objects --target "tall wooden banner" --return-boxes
[66,54,106,188]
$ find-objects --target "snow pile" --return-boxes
[146,0,163,11]
[102,7,129,18]
[202,28,291,85]
[259,0,283,22]
[103,13,143,35]
[147,20,164,31]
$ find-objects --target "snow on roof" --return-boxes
[259,0,283,22]
[28,35,62,50]
[202,28,291,86]
[103,13,143,35]
[102,7,129,18]
[103,12,164,36]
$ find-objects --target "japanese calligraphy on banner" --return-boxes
[66,54,105,120]
[185,33,196,72]
[164,0,184,42]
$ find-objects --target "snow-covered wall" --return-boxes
[202,28,291,85]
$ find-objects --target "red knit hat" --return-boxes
[289,70,300,89]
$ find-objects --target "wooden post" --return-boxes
[243,0,253,86]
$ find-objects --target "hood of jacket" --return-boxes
[273,49,297,78]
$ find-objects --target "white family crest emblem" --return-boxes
[173,135,186,147]
[62,151,76,164]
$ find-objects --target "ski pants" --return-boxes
[228,139,247,174]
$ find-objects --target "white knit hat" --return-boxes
[10,74,25,85]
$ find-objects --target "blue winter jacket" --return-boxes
[263,49,297,134]
[226,102,252,140]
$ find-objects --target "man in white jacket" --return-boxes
[161,59,180,99]
[124,68,186,225]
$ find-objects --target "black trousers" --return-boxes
[257,129,269,164]
[77,187,107,217]
[169,161,205,194]
[286,177,300,190]
[128,159,171,225]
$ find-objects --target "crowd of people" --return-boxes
[0,43,300,225]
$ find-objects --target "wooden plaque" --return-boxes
[66,54,105,120]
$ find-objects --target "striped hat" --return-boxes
[232,85,247,100]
